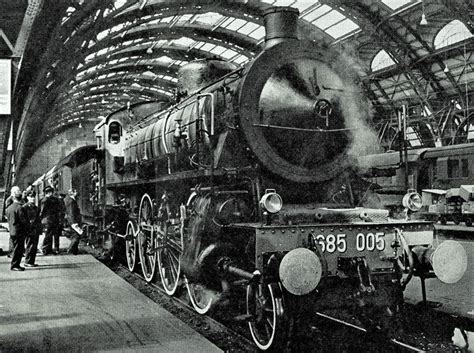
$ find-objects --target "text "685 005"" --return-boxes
[313,232,386,253]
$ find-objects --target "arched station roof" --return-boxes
[2,0,473,173]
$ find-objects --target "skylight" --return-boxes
[325,19,359,39]
[434,20,473,49]
[313,10,345,30]
[381,0,413,10]
[302,4,332,23]
[371,49,396,71]
[193,12,224,26]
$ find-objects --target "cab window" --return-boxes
[109,122,122,144]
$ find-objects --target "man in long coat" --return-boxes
[22,190,42,267]
[5,187,26,271]
[39,185,62,255]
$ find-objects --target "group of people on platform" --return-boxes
[4,185,82,271]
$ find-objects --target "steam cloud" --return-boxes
[330,48,381,158]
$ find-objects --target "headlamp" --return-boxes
[402,190,422,212]
[259,189,283,214]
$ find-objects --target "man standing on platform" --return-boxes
[40,185,61,255]
[22,190,42,267]
[5,187,26,271]
[64,189,82,255]
[5,186,23,258]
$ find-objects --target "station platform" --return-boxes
[0,228,222,353]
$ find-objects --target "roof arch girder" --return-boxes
[56,77,175,110]
[324,0,442,117]
[88,21,259,60]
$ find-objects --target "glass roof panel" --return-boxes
[201,42,217,52]
[291,0,318,13]
[97,29,110,41]
[381,0,413,10]
[238,22,260,35]
[301,4,332,22]
[223,18,247,31]
[371,49,396,71]
[324,19,359,39]
[160,16,173,23]
[273,0,296,5]
[220,49,238,59]
[248,26,265,40]
[312,10,345,29]
[209,46,227,55]
[193,12,224,26]
[434,20,473,49]
[181,14,194,22]
[170,37,195,47]
[155,56,174,65]
[233,55,249,65]
[114,0,127,10]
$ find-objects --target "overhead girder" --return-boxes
[49,23,257,99]
[47,43,219,105]
[42,44,208,120]
[107,0,332,43]
[43,3,264,100]
[90,22,259,58]
[393,14,464,99]
[78,64,178,84]
[52,98,134,124]
[323,0,446,145]
[52,88,166,122]
[50,85,168,121]
[325,0,445,99]
[55,76,174,112]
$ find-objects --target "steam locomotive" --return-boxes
[30,7,467,351]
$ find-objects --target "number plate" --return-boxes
[313,232,387,254]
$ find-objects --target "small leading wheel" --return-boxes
[138,194,157,282]
[247,282,286,351]
[465,218,472,227]
[125,221,138,272]
[185,277,213,314]
[157,220,183,295]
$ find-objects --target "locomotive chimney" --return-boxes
[263,6,300,50]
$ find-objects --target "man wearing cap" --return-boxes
[64,189,82,255]
[5,186,26,271]
[22,190,42,267]
[39,185,62,255]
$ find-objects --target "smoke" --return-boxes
[259,76,315,122]
[329,49,382,158]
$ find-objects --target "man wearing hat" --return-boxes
[39,185,62,255]
[5,186,26,271]
[22,190,42,267]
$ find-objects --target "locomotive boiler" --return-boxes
[85,6,469,351]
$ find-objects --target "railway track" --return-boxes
[103,260,438,352]
[314,312,426,353]
[85,243,465,352]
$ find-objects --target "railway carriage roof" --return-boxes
[423,143,474,158]
[358,148,428,169]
